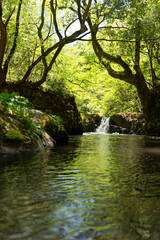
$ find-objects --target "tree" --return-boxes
[0,0,22,87]
[0,0,92,88]
[84,0,160,134]
[47,42,140,116]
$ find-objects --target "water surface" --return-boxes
[0,134,160,239]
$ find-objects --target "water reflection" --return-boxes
[0,135,160,239]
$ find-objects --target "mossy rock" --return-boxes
[6,83,83,134]
[0,111,53,154]
[30,110,68,144]
[5,129,24,141]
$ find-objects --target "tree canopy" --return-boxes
[0,0,91,87]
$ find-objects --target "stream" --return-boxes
[0,133,160,239]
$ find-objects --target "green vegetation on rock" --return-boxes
[0,92,44,134]
[50,115,64,131]
[5,129,24,141]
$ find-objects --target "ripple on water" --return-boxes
[0,134,160,239]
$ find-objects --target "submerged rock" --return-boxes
[109,112,145,134]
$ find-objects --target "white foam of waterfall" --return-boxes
[96,117,110,134]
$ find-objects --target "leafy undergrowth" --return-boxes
[0,92,44,135]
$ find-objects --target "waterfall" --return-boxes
[96,117,110,134]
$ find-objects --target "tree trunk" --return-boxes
[0,67,6,88]
[0,19,7,88]
[133,65,160,135]
[141,90,160,135]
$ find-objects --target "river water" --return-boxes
[0,134,160,240]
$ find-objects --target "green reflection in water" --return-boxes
[0,134,160,240]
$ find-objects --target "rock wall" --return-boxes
[6,83,83,135]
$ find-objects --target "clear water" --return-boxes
[0,134,160,240]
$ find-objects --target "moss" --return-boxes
[5,129,24,141]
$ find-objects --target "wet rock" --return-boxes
[0,111,47,154]
[83,114,102,132]
[32,110,68,144]
[0,107,70,154]
[109,112,145,134]
[30,110,68,144]
[109,124,131,134]
[55,129,68,144]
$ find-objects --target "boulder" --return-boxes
[30,110,68,144]
[0,111,49,154]
[6,83,83,135]
[0,107,70,154]
[83,114,102,132]
[109,112,145,134]
[109,124,130,134]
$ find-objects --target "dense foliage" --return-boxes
[45,43,141,116]
[0,0,91,87]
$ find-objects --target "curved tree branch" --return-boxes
[21,23,89,83]
[91,31,136,84]
[3,0,22,75]
[38,0,48,69]
[50,0,62,40]
[33,44,64,87]
[0,1,17,86]
[5,7,15,27]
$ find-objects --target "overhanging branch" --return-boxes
[4,0,22,75]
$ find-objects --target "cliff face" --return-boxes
[6,83,83,135]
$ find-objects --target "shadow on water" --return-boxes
[0,134,160,239]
